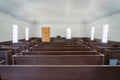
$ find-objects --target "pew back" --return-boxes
[24,51,98,55]
[0,46,20,55]
[0,65,120,80]
[12,54,104,65]
[30,47,91,51]
[2,44,27,52]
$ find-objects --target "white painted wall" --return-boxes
[86,13,120,42]
[0,12,35,42]
[34,24,86,38]
[2,10,120,42]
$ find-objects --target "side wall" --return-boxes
[86,13,120,42]
[0,12,35,42]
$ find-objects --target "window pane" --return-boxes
[91,27,95,40]
[13,24,18,34]
[102,24,109,43]
[13,24,18,43]
[66,28,71,39]
[26,27,29,41]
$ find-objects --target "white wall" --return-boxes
[2,10,120,42]
[0,12,35,42]
[86,13,120,42]
[34,24,86,38]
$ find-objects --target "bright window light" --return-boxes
[66,28,71,39]
[25,27,29,41]
[91,27,95,40]
[102,24,109,43]
[13,24,18,43]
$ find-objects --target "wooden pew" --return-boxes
[0,65,120,80]
[30,47,91,51]
[2,43,27,52]
[18,41,30,48]
[12,54,104,65]
[34,45,86,48]
[95,46,120,54]
[36,44,86,47]
[0,49,12,65]
[23,51,98,55]
[0,46,20,55]
[39,41,79,45]
[104,48,120,65]
[34,43,86,47]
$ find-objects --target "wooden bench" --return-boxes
[12,54,104,65]
[18,41,31,49]
[104,48,120,65]
[3,44,27,52]
[23,51,98,55]
[0,65,120,80]
[39,41,79,45]
[0,49,12,65]
[0,46,20,55]
[95,46,120,54]
[33,44,86,47]
[30,47,91,51]
[34,45,86,48]
[36,44,86,47]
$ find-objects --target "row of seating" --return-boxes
[0,41,34,65]
[0,38,120,80]
[12,54,104,65]
[0,39,85,65]
[94,46,120,65]
[1,39,120,65]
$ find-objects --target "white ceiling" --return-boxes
[0,0,120,24]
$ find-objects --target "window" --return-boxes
[13,24,18,43]
[25,27,29,41]
[91,27,95,40]
[66,28,71,39]
[102,24,109,43]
